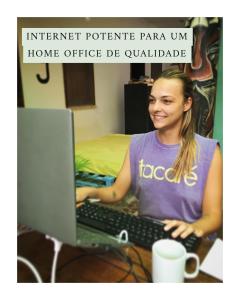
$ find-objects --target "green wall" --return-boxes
[213,31,223,149]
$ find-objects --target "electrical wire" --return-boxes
[112,247,139,282]
[50,248,61,283]
[45,249,114,282]
[44,245,151,283]
[17,256,43,283]
[50,246,138,283]
[98,247,137,282]
[130,247,152,282]
[45,235,63,283]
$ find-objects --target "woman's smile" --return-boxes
[151,114,167,121]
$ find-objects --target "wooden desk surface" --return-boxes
[17,231,221,283]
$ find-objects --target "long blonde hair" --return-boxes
[156,69,197,181]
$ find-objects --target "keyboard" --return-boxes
[76,201,200,252]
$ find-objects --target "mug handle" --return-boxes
[184,253,200,279]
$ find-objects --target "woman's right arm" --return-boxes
[76,148,131,207]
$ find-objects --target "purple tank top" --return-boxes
[129,130,218,223]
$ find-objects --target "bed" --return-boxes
[75,134,131,177]
[74,133,138,214]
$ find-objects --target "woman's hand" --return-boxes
[162,219,204,239]
[76,187,97,207]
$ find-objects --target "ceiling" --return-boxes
[18,17,188,29]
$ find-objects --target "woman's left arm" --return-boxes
[163,145,223,239]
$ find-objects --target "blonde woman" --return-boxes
[76,69,222,239]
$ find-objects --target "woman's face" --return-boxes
[148,78,191,132]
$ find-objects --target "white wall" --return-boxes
[19,60,129,142]
[21,63,66,109]
[73,64,129,142]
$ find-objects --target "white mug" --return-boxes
[152,239,200,283]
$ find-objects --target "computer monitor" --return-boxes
[17,108,128,248]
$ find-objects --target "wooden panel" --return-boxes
[151,63,162,80]
[63,63,95,107]
[17,50,24,107]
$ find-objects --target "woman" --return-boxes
[76,69,222,239]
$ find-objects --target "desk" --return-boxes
[17,231,221,283]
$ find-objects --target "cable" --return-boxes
[112,246,152,282]
[132,261,152,282]
[45,235,63,283]
[94,247,137,282]
[51,247,61,283]
[112,247,139,282]
[130,247,152,282]
[100,250,136,282]
[43,244,150,283]
[51,246,137,283]
[53,251,109,279]
[45,248,114,282]
[17,256,43,283]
